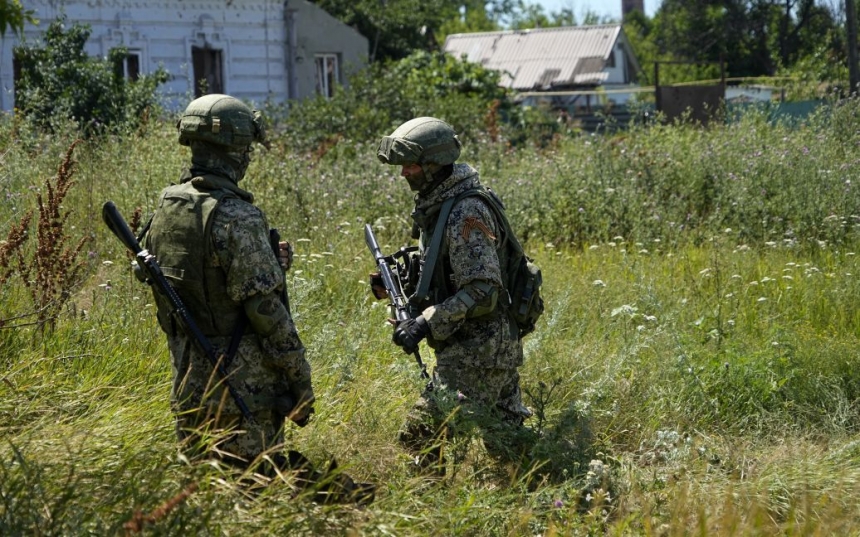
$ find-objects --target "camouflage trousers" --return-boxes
[399,363,534,467]
[175,406,284,469]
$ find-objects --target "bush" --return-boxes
[274,50,548,154]
[13,17,168,136]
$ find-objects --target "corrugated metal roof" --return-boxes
[443,25,622,90]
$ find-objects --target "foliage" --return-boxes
[274,50,521,154]
[775,30,850,100]
[0,140,89,332]
[12,17,168,136]
[309,0,460,61]
[648,0,843,81]
[0,0,35,37]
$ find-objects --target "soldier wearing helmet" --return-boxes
[142,95,316,474]
[374,117,534,472]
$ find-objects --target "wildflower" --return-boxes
[553,499,564,508]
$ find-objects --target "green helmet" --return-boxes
[377,117,461,166]
[177,94,268,150]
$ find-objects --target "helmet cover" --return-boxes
[177,94,268,150]
[377,117,461,166]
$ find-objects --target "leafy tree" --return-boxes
[0,0,35,38]
[310,0,461,61]
[13,17,168,135]
[311,0,538,60]
[276,50,517,152]
[649,0,842,80]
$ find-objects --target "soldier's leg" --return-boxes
[398,387,446,473]
[468,367,537,461]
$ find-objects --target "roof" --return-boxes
[443,25,627,91]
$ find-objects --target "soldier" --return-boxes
[373,117,535,471]
[141,94,371,502]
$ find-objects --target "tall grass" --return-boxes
[2,101,860,534]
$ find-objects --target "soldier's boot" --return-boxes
[279,450,375,506]
[399,420,448,477]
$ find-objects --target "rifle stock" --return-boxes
[101,201,257,423]
[364,224,428,379]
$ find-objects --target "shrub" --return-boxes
[13,17,168,136]
[274,50,546,154]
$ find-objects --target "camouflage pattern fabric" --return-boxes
[148,168,311,464]
[401,163,531,460]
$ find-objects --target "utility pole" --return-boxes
[848,0,860,95]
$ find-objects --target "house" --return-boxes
[443,25,643,112]
[0,0,368,112]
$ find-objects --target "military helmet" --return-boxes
[177,94,268,149]
[377,117,461,166]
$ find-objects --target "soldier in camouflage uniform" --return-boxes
[142,94,314,470]
[138,95,374,503]
[373,117,533,470]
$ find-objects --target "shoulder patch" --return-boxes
[462,216,496,241]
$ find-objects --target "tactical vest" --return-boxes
[409,186,514,312]
[411,185,545,338]
[145,175,245,337]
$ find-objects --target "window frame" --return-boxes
[314,53,340,99]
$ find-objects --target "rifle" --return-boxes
[268,228,297,417]
[101,200,256,424]
[364,224,428,379]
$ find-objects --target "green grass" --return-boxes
[3,103,860,534]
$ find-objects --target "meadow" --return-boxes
[2,101,860,535]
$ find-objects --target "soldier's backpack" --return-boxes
[414,186,544,338]
[475,187,544,338]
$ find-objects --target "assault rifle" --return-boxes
[101,201,256,424]
[364,224,428,379]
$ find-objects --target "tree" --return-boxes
[310,0,532,61]
[0,0,35,38]
[13,17,168,135]
[311,0,461,61]
[649,0,842,79]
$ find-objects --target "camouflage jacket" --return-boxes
[146,169,311,414]
[411,164,523,369]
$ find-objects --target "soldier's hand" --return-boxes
[278,241,294,271]
[289,403,314,427]
[369,272,387,300]
[288,383,315,427]
[392,315,428,354]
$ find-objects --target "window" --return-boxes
[607,50,616,69]
[192,46,223,96]
[315,54,339,98]
[114,51,141,81]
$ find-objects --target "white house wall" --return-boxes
[0,0,368,111]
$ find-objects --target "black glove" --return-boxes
[288,381,315,428]
[392,315,428,354]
